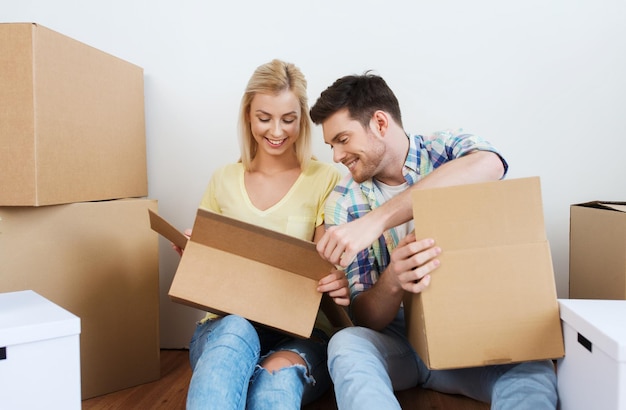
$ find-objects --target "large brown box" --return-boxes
[163,209,350,339]
[0,199,160,399]
[0,23,147,206]
[405,177,564,369]
[569,201,626,299]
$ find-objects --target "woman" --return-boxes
[175,59,349,409]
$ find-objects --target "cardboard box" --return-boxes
[0,23,147,206]
[569,201,626,299]
[162,209,351,338]
[557,299,626,410]
[0,199,160,399]
[405,177,564,369]
[0,290,81,409]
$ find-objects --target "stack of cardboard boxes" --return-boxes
[0,23,160,399]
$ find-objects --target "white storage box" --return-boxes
[0,290,81,409]
[557,299,626,410]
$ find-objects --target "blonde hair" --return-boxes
[238,59,312,170]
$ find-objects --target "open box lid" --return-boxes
[189,209,334,280]
[151,209,351,337]
[559,298,626,362]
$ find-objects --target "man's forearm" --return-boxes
[366,151,505,231]
[351,271,405,331]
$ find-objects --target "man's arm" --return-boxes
[351,234,441,330]
[317,150,505,266]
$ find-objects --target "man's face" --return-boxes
[322,109,385,183]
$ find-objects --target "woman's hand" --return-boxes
[171,228,192,256]
[317,269,350,306]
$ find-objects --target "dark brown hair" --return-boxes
[310,71,403,128]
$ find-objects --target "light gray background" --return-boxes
[4,0,624,348]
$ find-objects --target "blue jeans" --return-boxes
[187,314,331,410]
[328,312,557,410]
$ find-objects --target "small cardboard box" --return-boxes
[569,201,626,299]
[557,299,626,410]
[405,176,564,369]
[0,290,81,409]
[0,199,160,399]
[161,209,351,339]
[0,23,147,206]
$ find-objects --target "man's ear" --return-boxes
[372,110,389,137]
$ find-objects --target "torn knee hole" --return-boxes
[260,351,307,374]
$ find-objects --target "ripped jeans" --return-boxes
[187,314,331,410]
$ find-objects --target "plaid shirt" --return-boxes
[324,130,508,301]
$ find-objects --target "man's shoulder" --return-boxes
[327,174,372,216]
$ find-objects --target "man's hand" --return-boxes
[317,216,385,267]
[387,233,441,294]
[350,233,441,329]
[317,269,350,306]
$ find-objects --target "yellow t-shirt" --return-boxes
[198,159,342,336]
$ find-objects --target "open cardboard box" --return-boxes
[404,176,564,369]
[570,201,626,300]
[150,209,352,338]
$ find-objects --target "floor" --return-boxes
[82,349,490,409]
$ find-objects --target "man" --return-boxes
[310,72,557,409]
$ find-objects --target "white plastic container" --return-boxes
[0,290,81,409]
[557,298,626,410]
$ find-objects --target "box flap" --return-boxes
[411,176,546,251]
[559,299,626,362]
[148,209,188,250]
[191,209,332,281]
[572,201,626,213]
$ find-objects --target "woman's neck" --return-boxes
[250,152,300,175]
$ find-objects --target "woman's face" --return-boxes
[249,90,301,158]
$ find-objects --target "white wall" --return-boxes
[3,0,625,348]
